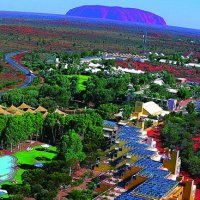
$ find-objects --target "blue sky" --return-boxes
[1,0,199,29]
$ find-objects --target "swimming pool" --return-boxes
[0,155,17,183]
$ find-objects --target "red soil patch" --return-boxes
[0,52,28,92]
[116,61,200,83]
[13,52,26,66]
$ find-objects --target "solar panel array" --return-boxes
[194,101,200,112]
[103,122,179,200]
[115,193,148,200]
[118,125,141,136]
[129,148,156,158]
[104,120,118,128]
[136,167,171,179]
[132,177,179,199]
[131,158,162,169]
[117,128,156,159]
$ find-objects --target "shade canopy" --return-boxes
[35,106,47,113]
[55,108,67,116]
[7,105,18,112]
[26,108,35,114]
[18,103,34,110]
[0,108,10,115]
[13,110,24,116]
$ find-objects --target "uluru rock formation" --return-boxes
[66,5,167,26]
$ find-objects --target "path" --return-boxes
[0,51,35,96]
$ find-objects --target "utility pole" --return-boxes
[143,31,147,54]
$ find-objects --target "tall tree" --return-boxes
[59,129,86,163]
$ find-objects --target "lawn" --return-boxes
[0,146,57,198]
[14,145,57,165]
[67,75,90,91]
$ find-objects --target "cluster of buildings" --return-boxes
[80,53,147,63]
[84,62,144,75]
[104,52,148,62]
[93,120,196,200]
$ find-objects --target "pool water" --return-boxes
[0,155,16,183]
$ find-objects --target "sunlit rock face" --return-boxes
[66,5,167,26]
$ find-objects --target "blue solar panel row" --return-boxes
[117,135,140,142]
[135,167,171,179]
[129,148,156,158]
[131,158,162,169]
[124,142,149,149]
[118,126,141,136]
[132,177,179,199]
[194,101,200,112]
[104,120,118,128]
[115,193,148,200]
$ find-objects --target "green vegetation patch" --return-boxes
[0,145,57,193]
[14,146,57,165]
[67,75,90,91]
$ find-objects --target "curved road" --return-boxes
[0,51,35,96]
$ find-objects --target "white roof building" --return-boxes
[185,63,200,68]
[113,67,144,74]
[167,88,178,94]
[153,79,164,86]
[88,63,102,68]
[143,101,169,116]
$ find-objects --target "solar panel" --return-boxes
[129,148,156,158]
[115,193,148,200]
[103,123,178,200]
[194,101,200,111]
[104,120,118,128]
[136,167,171,178]
[131,158,162,169]
[132,177,179,199]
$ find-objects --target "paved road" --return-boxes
[0,51,35,96]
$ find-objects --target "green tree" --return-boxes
[186,102,195,114]
[0,64,3,73]
[162,71,176,86]
[177,88,191,99]
[187,156,200,176]
[59,129,86,163]
[97,103,119,119]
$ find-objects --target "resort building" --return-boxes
[93,121,196,200]
[131,101,169,120]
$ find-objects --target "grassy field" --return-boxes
[14,146,57,165]
[67,75,90,91]
[0,146,57,198]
